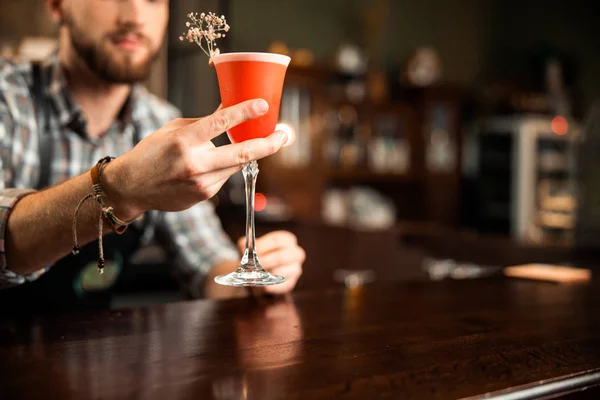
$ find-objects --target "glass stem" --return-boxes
[241,161,260,270]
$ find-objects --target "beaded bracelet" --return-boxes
[71,156,137,274]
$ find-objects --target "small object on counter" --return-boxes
[423,258,502,281]
[333,269,377,288]
[504,264,591,284]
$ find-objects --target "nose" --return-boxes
[117,0,145,29]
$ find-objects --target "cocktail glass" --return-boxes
[212,52,291,286]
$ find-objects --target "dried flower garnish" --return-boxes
[180,12,230,65]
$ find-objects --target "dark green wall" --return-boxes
[2,0,598,112]
[230,0,599,112]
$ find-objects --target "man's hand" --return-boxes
[102,99,288,220]
[204,231,305,299]
[239,231,305,295]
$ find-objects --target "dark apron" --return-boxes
[0,62,147,316]
[0,220,146,316]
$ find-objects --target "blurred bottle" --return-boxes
[546,57,572,117]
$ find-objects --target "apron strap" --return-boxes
[30,62,53,190]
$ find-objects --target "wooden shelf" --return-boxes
[266,164,418,183]
[286,64,332,79]
[262,67,466,228]
[326,168,417,183]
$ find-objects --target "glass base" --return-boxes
[214,269,285,287]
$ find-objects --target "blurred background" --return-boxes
[2,0,600,304]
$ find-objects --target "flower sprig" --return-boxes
[180,12,230,64]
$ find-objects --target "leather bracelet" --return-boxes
[72,156,138,273]
[90,156,133,234]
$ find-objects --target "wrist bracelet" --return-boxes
[71,156,138,274]
[91,156,130,234]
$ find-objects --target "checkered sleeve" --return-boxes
[0,189,40,288]
[0,60,49,288]
[155,201,239,298]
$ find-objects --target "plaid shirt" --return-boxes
[0,54,238,295]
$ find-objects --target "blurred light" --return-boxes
[338,105,358,125]
[275,122,295,147]
[254,193,267,212]
[551,116,568,136]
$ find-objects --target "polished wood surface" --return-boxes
[2,279,600,399]
[221,220,431,289]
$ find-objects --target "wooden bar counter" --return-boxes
[1,279,600,399]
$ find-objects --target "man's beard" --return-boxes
[64,15,159,84]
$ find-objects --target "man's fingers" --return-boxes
[201,177,230,201]
[265,264,303,279]
[185,99,269,142]
[164,118,202,131]
[263,280,296,295]
[193,166,241,197]
[206,131,287,169]
[253,231,299,253]
[237,231,298,254]
[259,246,306,270]
[261,264,302,295]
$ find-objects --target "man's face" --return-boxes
[60,0,169,83]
